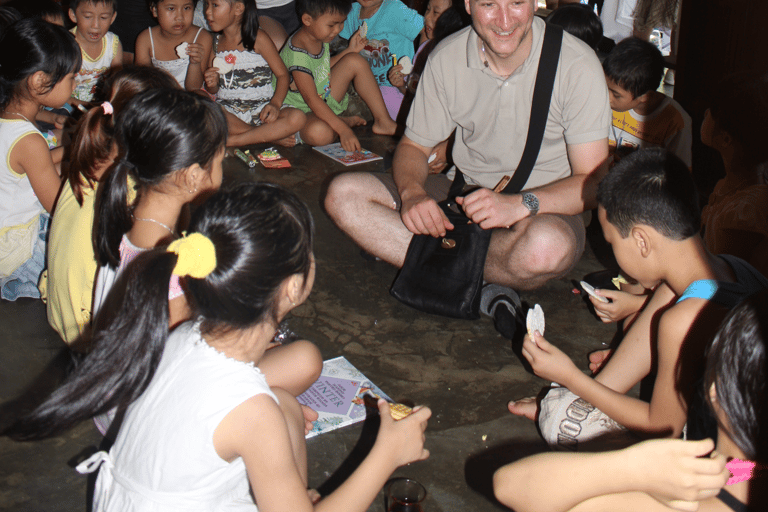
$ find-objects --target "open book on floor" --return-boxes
[312,143,383,166]
[297,356,391,438]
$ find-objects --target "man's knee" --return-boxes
[324,173,373,221]
[517,216,582,277]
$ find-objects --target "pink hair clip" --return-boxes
[726,458,756,485]
[101,101,114,115]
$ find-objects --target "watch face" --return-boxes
[524,193,539,214]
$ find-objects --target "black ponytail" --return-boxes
[3,182,314,441]
[93,88,228,268]
[240,0,260,52]
[3,250,176,441]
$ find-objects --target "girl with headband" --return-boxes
[40,67,180,349]
[493,289,768,512]
[3,182,431,511]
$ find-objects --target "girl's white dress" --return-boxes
[77,322,278,511]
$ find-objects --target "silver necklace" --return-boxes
[7,112,33,123]
[132,215,175,235]
[481,42,489,67]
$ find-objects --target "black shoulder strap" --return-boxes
[450,24,564,199]
[503,23,564,194]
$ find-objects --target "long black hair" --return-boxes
[3,182,315,441]
[705,289,768,463]
[0,17,81,110]
[94,88,227,267]
[218,0,260,52]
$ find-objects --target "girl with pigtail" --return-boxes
[203,0,306,148]
[3,182,431,511]
[40,67,180,348]
[90,88,321,437]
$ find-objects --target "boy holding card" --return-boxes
[509,148,768,450]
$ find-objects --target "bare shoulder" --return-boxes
[193,26,213,45]
[254,28,277,51]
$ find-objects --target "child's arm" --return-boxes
[217,395,429,512]
[35,110,67,130]
[10,134,61,213]
[387,64,407,94]
[255,29,289,124]
[203,51,220,95]
[112,40,124,68]
[185,29,213,92]
[493,438,728,512]
[133,28,153,67]
[291,70,360,151]
[332,29,367,64]
[521,304,695,436]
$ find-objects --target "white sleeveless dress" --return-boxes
[150,26,204,87]
[77,322,278,511]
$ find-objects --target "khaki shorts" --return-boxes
[372,172,587,259]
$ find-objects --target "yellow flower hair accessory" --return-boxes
[168,233,217,278]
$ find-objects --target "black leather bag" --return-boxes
[389,25,563,319]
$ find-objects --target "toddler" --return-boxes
[339,0,423,120]
[204,0,306,147]
[68,0,124,105]
[0,19,81,301]
[280,0,398,151]
[135,0,213,90]
[603,38,691,168]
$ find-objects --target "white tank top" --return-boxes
[150,26,204,87]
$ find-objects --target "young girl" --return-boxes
[4,182,431,511]
[494,289,768,512]
[91,87,227,334]
[204,0,305,148]
[134,0,214,91]
[39,67,180,348]
[0,18,81,301]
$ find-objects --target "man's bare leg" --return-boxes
[324,172,413,266]
[485,214,584,291]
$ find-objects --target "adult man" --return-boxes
[325,0,610,334]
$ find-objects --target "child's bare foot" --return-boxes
[508,396,538,421]
[274,132,297,148]
[588,348,612,374]
[341,115,366,128]
[301,404,319,434]
[372,117,397,136]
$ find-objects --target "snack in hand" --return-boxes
[398,55,413,74]
[359,20,368,38]
[526,304,545,341]
[580,280,610,303]
[176,42,189,60]
[212,56,233,74]
[389,402,413,420]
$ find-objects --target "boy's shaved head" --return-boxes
[597,148,700,241]
[69,0,118,12]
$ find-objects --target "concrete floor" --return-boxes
[0,126,620,511]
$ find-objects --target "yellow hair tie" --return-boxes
[168,233,217,278]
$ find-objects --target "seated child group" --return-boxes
[1,0,767,510]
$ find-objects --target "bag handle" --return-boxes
[451,23,564,199]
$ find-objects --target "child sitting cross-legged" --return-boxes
[496,290,768,512]
[204,0,306,148]
[509,148,768,450]
[604,38,691,168]
[279,0,398,152]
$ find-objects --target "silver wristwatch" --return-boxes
[522,192,539,217]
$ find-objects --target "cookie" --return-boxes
[359,20,368,38]
[526,304,545,340]
[389,402,413,420]
[212,56,233,74]
[399,55,413,74]
[176,42,189,60]
[580,281,609,303]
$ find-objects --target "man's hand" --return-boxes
[428,140,449,173]
[456,189,530,229]
[401,192,453,237]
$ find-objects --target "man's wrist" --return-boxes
[521,192,540,217]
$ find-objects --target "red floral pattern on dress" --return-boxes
[225,53,236,64]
